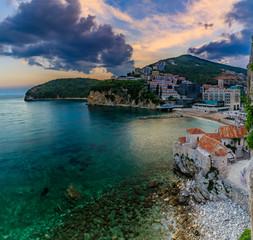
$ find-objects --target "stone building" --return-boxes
[174,126,248,177]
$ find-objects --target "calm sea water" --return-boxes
[0,94,221,239]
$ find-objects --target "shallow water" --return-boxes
[0,96,221,239]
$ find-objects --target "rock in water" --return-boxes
[148,181,160,188]
[66,184,82,200]
[41,187,49,197]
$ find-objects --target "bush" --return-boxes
[238,228,251,240]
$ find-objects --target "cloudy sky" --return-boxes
[0,0,252,87]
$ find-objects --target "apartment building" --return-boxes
[202,88,240,110]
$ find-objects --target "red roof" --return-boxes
[187,128,205,134]
[219,126,243,139]
[197,135,220,153]
[215,148,227,157]
[178,137,186,144]
[205,133,221,142]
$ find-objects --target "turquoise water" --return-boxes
[0,95,221,239]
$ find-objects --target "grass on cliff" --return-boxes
[25,78,100,99]
[238,228,251,240]
[90,79,163,105]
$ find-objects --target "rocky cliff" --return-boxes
[173,154,249,211]
[87,80,162,109]
[87,90,158,109]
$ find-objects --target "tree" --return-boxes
[156,84,159,95]
[148,83,150,91]
[168,96,174,101]
[160,87,162,97]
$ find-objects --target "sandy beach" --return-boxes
[179,108,235,125]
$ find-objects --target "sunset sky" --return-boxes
[0,0,252,87]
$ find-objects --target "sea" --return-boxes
[0,90,221,239]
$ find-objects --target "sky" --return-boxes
[0,0,252,87]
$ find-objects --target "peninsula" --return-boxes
[24,78,100,101]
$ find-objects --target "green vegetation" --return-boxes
[249,63,253,72]
[243,97,253,149]
[205,167,220,194]
[90,79,163,105]
[226,144,237,153]
[149,54,247,85]
[238,228,251,240]
[25,78,100,100]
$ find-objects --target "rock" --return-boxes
[45,234,50,239]
[65,184,83,200]
[178,189,190,205]
[148,181,160,188]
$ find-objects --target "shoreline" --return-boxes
[24,97,88,102]
[86,103,157,110]
[179,108,235,126]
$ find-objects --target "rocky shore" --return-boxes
[165,154,251,240]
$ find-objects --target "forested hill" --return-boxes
[149,54,247,85]
[24,78,100,101]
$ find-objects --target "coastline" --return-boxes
[179,108,235,126]
[86,102,157,110]
[24,97,88,101]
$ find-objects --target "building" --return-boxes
[219,125,248,158]
[142,67,152,75]
[174,83,201,99]
[173,126,248,177]
[202,87,240,110]
[174,128,229,176]
[134,68,141,74]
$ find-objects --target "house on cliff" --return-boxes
[173,126,248,177]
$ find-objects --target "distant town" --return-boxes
[111,59,247,114]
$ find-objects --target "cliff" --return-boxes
[87,80,162,109]
[24,78,100,101]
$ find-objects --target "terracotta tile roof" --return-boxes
[187,128,205,135]
[219,126,243,139]
[197,135,220,153]
[205,133,221,142]
[214,148,227,157]
[178,137,186,144]
[240,126,248,135]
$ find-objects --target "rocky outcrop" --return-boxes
[174,154,249,211]
[87,90,157,109]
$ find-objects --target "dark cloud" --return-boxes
[0,0,134,74]
[188,0,253,61]
[198,22,214,30]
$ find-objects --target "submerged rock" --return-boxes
[65,184,83,200]
[41,187,49,197]
[148,181,160,188]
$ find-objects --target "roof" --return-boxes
[219,126,243,139]
[197,135,220,153]
[215,148,228,157]
[187,128,205,135]
[178,137,186,144]
[205,133,221,142]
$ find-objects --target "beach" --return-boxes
[180,108,235,125]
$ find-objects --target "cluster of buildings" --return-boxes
[111,60,247,111]
[173,125,248,177]
[195,78,245,111]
